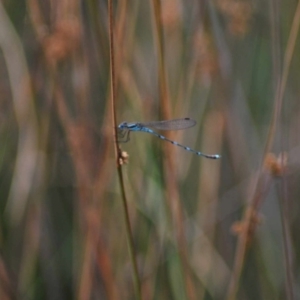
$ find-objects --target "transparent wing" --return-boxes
[141,118,196,131]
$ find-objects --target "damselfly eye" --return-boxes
[118,122,127,129]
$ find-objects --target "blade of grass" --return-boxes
[0,1,39,226]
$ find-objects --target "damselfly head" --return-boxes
[118,122,128,129]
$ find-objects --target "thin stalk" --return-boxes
[108,0,142,299]
[278,176,294,300]
[151,1,195,299]
[226,1,300,299]
[264,0,300,153]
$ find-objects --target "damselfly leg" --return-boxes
[117,129,131,143]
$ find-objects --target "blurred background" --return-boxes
[1,0,300,299]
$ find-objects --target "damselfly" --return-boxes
[117,118,221,159]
